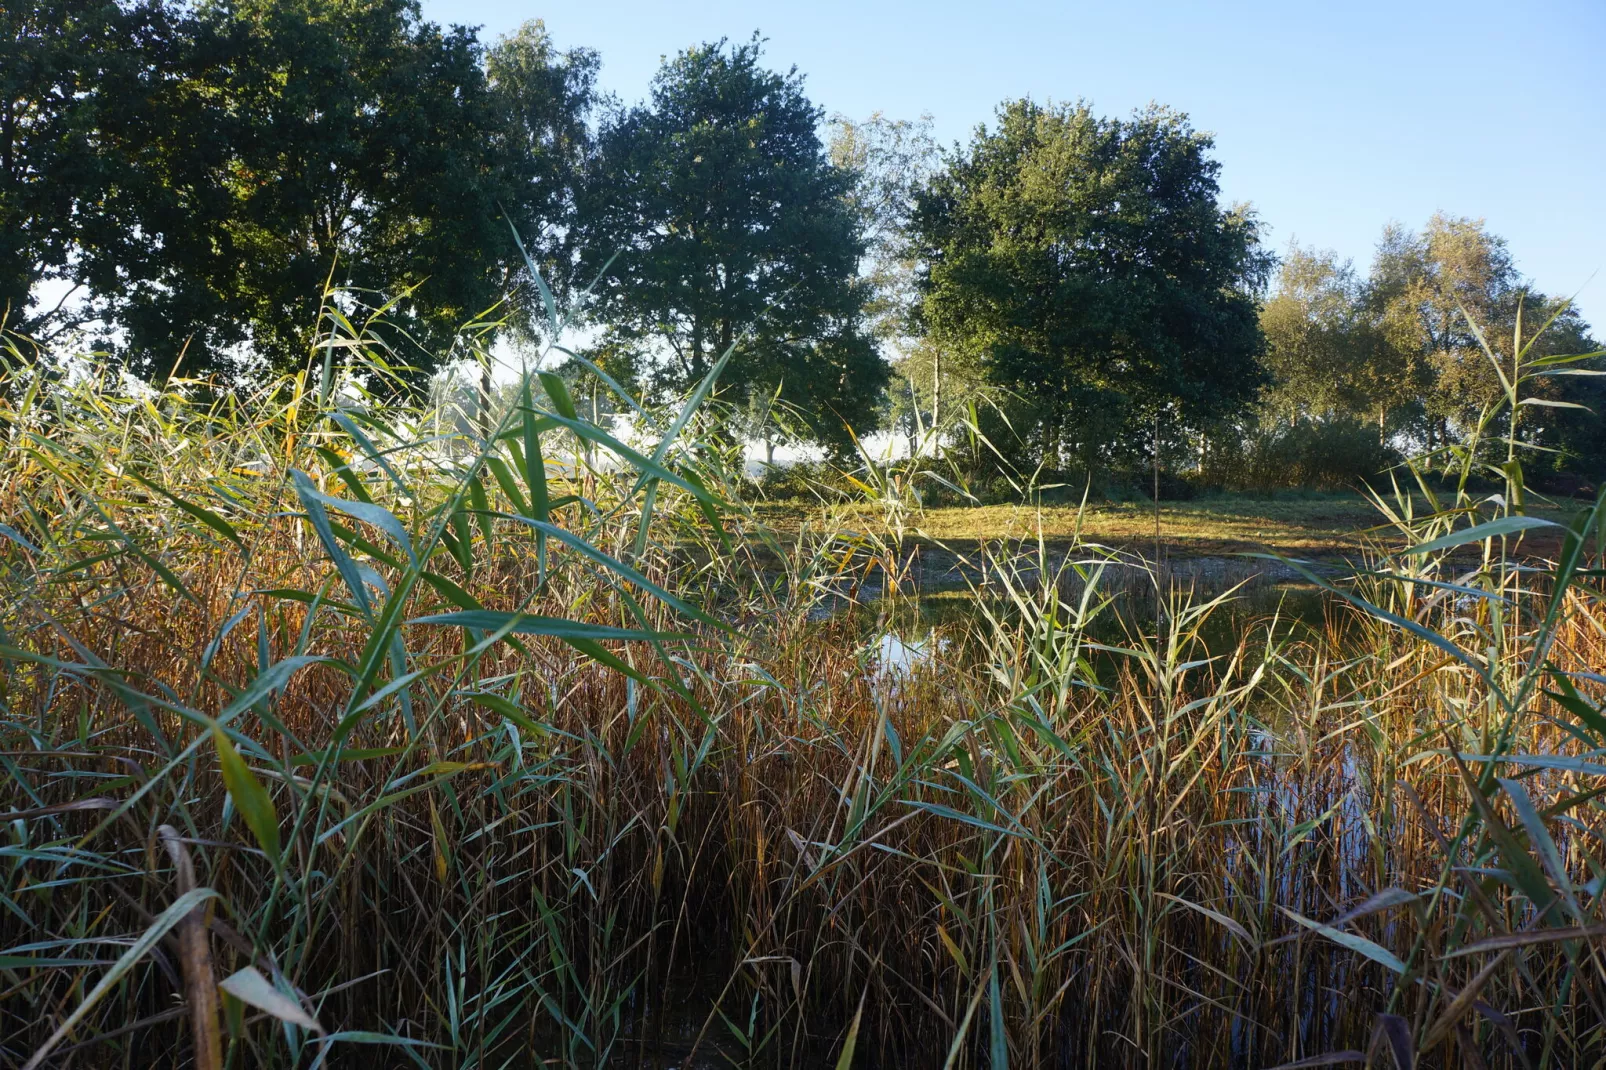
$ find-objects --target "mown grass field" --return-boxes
[876,494,1384,557]
[762,492,1575,563]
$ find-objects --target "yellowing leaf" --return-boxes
[213,725,280,867]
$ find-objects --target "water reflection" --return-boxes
[856,576,1336,659]
[871,629,940,677]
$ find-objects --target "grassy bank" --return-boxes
[758,493,1576,564]
[885,493,1383,556]
[5,325,1606,1068]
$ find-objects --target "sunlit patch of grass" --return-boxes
[900,495,1384,556]
[759,491,1572,563]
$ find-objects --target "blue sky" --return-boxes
[421,0,1606,331]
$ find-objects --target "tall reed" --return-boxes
[3,295,1605,1069]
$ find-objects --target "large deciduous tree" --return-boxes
[1368,214,1575,445]
[579,37,881,453]
[4,1,596,384]
[911,99,1269,473]
[1,0,184,345]
[159,2,596,381]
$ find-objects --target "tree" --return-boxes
[827,112,936,351]
[911,99,1269,474]
[161,2,596,381]
[486,21,599,324]
[1519,304,1605,480]
[1255,217,1602,481]
[1368,214,1520,444]
[1,0,183,345]
[1368,213,1600,456]
[5,1,596,383]
[578,37,882,453]
[1259,244,1415,437]
[827,113,958,457]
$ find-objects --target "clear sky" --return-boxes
[420,0,1606,331]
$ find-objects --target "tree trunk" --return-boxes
[690,320,706,382]
[478,360,493,441]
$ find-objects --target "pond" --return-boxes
[850,551,1343,682]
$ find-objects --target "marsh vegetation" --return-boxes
[3,298,1606,1069]
[7,5,1606,1066]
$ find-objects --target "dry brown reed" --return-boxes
[3,310,1606,1069]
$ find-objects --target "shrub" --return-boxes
[1203,416,1400,492]
[754,459,856,501]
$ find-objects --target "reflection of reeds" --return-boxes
[4,307,1606,1069]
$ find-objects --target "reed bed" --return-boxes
[3,304,1606,1069]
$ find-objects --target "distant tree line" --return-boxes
[1231,216,1603,489]
[6,0,1600,477]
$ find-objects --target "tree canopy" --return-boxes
[3,0,595,381]
[911,100,1270,472]
[579,37,881,453]
[1259,245,1415,433]
[2,0,182,347]
[1252,217,1603,479]
[5,9,1598,479]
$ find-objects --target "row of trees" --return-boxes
[8,1,1600,475]
[6,3,884,444]
[1257,217,1602,470]
[879,124,1601,485]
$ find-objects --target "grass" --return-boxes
[4,296,1606,1069]
[760,493,1576,564]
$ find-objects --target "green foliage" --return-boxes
[911,99,1270,473]
[10,8,1600,495]
[579,37,884,454]
[1369,214,1603,457]
[754,458,856,501]
[1254,219,1603,481]
[1259,244,1414,433]
[3,1,596,380]
[1202,415,1402,492]
[827,111,936,352]
[0,0,181,343]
